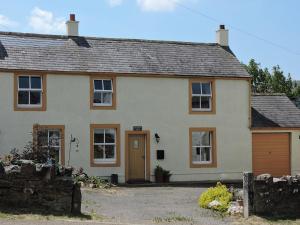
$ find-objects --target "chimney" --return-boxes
[66,14,79,36]
[216,25,229,46]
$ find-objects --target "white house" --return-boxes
[0,14,299,183]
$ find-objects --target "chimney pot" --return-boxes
[216,24,229,46]
[70,14,76,21]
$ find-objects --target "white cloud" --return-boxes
[137,0,182,12]
[107,0,123,7]
[0,15,18,30]
[29,7,65,34]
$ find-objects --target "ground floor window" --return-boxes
[189,128,216,168]
[33,125,65,165]
[90,124,120,167]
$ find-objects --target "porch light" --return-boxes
[155,133,160,143]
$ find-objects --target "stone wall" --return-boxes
[243,173,300,217]
[0,161,81,214]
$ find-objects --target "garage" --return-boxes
[251,94,300,177]
[252,133,290,177]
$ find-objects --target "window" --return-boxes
[33,125,65,165]
[189,128,216,168]
[90,124,120,167]
[189,79,215,114]
[14,74,47,111]
[90,76,116,110]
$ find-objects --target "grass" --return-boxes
[153,212,193,223]
[0,208,105,222]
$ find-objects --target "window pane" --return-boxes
[30,91,41,105]
[49,131,60,146]
[103,80,112,90]
[105,129,115,143]
[37,130,48,146]
[103,92,112,104]
[19,76,29,89]
[201,147,211,162]
[201,96,211,109]
[192,132,201,146]
[49,147,60,163]
[31,77,41,89]
[94,145,104,159]
[201,132,210,146]
[105,145,115,159]
[18,91,29,104]
[192,96,200,109]
[94,129,104,143]
[93,92,102,104]
[201,83,211,94]
[192,83,201,94]
[94,80,103,90]
[192,147,201,162]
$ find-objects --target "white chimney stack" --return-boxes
[216,25,229,46]
[66,14,79,36]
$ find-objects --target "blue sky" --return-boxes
[0,0,299,79]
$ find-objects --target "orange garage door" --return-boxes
[252,133,290,177]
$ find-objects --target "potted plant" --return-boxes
[163,170,172,183]
[154,165,164,183]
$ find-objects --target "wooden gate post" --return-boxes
[243,172,254,218]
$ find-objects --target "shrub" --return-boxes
[198,182,232,212]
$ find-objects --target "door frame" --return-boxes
[252,132,291,176]
[125,130,151,182]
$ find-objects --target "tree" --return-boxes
[245,59,299,99]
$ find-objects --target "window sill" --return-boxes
[90,104,116,110]
[189,109,215,115]
[190,162,217,168]
[14,106,46,111]
[90,161,120,167]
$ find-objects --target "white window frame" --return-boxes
[191,82,212,112]
[39,129,62,163]
[192,131,212,164]
[17,75,43,108]
[93,128,116,164]
[93,79,113,107]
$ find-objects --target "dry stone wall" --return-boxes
[0,160,81,214]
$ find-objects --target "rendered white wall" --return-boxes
[0,72,252,182]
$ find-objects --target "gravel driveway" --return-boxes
[0,187,236,225]
[81,186,233,225]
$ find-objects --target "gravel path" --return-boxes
[0,187,236,225]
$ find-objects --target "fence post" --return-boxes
[243,172,254,218]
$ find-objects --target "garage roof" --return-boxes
[252,94,300,128]
[0,31,250,77]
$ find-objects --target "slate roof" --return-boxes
[252,94,300,128]
[0,31,249,77]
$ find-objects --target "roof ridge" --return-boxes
[252,93,286,96]
[0,31,218,46]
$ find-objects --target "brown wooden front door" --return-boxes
[128,134,145,181]
[252,133,290,177]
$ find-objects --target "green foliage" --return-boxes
[198,182,232,212]
[245,59,299,99]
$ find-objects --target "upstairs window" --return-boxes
[189,80,215,114]
[14,74,47,111]
[90,76,116,110]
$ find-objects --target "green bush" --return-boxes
[198,182,232,212]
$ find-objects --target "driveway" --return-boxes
[81,186,234,225]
